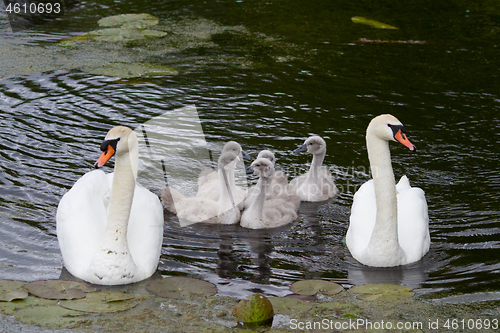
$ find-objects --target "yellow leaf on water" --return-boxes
[352,16,399,29]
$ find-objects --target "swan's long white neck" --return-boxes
[104,150,137,248]
[365,132,405,264]
[86,132,141,283]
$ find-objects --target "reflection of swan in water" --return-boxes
[244,150,289,209]
[56,126,163,285]
[161,152,241,225]
[290,136,338,202]
[346,254,427,290]
[346,114,430,267]
[196,141,249,209]
[241,158,299,229]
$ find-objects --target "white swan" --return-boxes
[243,150,288,209]
[290,135,338,201]
[346,114,430,267]
[161,152,241,225]
[56,126,164,285]
[195,141,249,209]
[241,158,299,229]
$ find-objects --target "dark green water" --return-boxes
[0,0,499,302]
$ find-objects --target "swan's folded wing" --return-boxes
[397,185,430,263]
[127,184,164,275]
[346,180,377,256]
[396,175,411,192]
[56,170,109,276]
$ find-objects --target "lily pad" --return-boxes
[23,280,96,300]
[290,280,343,296]
[232,294,274,324]
[0,296,57,315]
[285,293,318,301]
[58,33,97,47]
[267,296,312,315]
[14,305,87,328]
[351,16,399,29]
[85,62,177,78]
[316,302,363,318]
[98,13,159,28]
[145,276,217,300]
[0,280,29,302]
[60,291,141,313]
[349,284,414,302]
[91,28,167,42]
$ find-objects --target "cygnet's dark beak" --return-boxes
[245,165,254,174]
[293,144,307,154]
[241,150,252,161]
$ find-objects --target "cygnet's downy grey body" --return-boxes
[161,152,241,225]
[290,135,338,202]
[243,150,289,209]
[241,158,299,229]
[196,141,249,209]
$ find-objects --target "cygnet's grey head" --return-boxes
[294,135,326,155]
[222,141,251,161]
[250,158,274,179]
[218,152,240,170]
[257,150,276,165]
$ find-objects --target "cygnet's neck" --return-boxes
[365,132,405,264]
[218,167,236,212]
[307,150,325,183]
[248,175,272,218]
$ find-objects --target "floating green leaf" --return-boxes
[349,284,414,302]
[267,296,312,315]
[91,28,167,42]
[316,302,362,318]
[60,291,141,313]
[98,13,159,28]
[351,16,399,29]
[0,296,57,315]
[84,62,177,78]
[14,305,87,328]
[0,280,29,302]
[232,294,274,324]
[285,293,318,301]
[290,280,343,296]
[58,34,97,47]
[146,277,217,300]
[23,280,96,300]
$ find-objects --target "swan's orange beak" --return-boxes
[94,145,115,169]
[394,129,416,151]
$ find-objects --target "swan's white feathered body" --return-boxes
[56,126,163,285]
[346,114,430,267]
[290,136,337,202]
